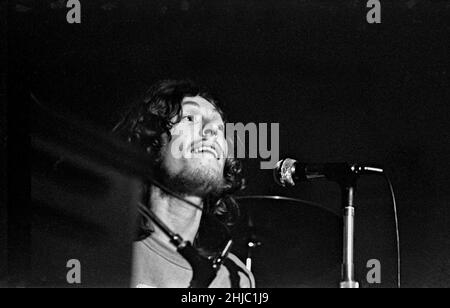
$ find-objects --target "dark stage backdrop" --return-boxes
[0,92,5,286]
[1,0,8,286]
[10,0,450,287]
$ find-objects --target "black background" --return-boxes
[4,0,450,287]
[1,0,8,287]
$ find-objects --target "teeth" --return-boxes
[192,146,217,157]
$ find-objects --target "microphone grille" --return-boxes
[274,158,296,187]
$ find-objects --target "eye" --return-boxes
[182,115,195,122]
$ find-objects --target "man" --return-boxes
[114,80,255,288]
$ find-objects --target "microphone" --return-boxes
[274,158,384,187]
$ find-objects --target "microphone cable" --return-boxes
[383,173,401,288]
[352,166,401,288]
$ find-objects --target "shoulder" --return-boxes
[225,253,256,288]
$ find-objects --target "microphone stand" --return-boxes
[274,159,386,288]
[336,165,363,288]
[317,164,364,288]
[339,184,359,288]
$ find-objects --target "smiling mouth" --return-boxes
[191,146,220,159]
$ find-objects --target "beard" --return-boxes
[159,159,225,198]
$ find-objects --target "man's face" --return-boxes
[159,96,228,197]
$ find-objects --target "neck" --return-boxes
[149,186,203,246]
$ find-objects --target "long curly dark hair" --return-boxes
[113,79,245,252]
